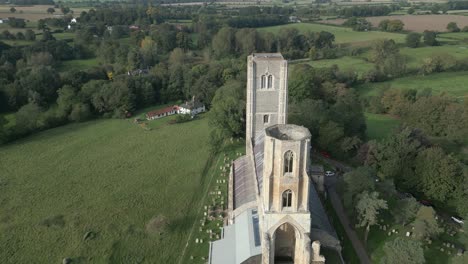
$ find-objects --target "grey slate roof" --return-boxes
[233,156,256,209]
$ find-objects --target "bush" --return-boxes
[447,22,460,32]
[423,30,438,46]
[406,32,421,48]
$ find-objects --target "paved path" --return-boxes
[328,189,372,264]
[313,153,372,264]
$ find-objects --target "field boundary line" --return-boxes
[177,153,223,264]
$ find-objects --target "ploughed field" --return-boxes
[0,116,212,263]
[321,15,468,32]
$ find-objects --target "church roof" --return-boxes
[233,156,256,209]
[209,208,262,264]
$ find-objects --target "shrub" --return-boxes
[406,32,422,48]
[447,22,460,32]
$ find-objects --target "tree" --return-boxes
[47,7,55,14]
[407,7,415,14]
[392,197,420,225]
[381,238,425,264]
[412,206,442,239]
[370,39,399,64]
[379,19,404,32]
[355,191,388,243]
[10,7,16,13]
[235,28,258,55]
[343,17,371,32]
[447,22,460,32]
[406,32,421,48]
[212,27,235,58]
[209,80,245,139]
[423,30,438,46]
[343,166,375,208]
[24,29,36,41]
[414,147,464,203]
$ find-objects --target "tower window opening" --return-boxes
[261,75,266,89]
[282,190,292,208]
[284,151,294,174]
[267,75,273,88]
[263,114,269,124]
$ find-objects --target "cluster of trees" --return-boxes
[211,26,336,60]
[8,17,26,28]
[287,64,366,159]
[343,156,457,262]
[0,29,36,41]
[338,5,398,18]
[378,19,404,32]
[343,17,371,32]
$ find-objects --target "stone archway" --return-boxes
[274,222,296,263]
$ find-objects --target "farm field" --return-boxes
[321,15,468,32]
[365,113,401,141]
[0,116,213,263]
[299,56,374,77]
[257,23,406,44]
[0,5,89,21]
[355,71,468,98]
[293,44,468,77]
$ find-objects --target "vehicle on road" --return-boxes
[325,171,335,177]
[320,151,331,158]
[451,216,464,225]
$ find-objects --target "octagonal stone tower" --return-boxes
[261,124,314,264]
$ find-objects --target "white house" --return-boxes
[71,18,77,23]
[178,98,205,116]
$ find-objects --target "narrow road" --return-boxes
[313,153,372,264]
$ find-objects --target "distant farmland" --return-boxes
[0,5,89,21]
[321,15,468,32]
[258,23,405,44]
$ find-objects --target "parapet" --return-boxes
[265,124,311,141]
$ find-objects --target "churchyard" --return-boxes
[180,141,245,263]
[0,116,215,263]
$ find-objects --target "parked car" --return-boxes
[451,216,464,225]
[325,171,335,177]
[320,151,331,158]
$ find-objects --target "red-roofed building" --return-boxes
[146,105,179,120]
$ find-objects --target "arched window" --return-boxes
[282,190,292,208]
[284,151,294,174]
[263,114,269,124]
[267,75,273,88]
[261,75,266,89]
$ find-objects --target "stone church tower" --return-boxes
[246,54,288,150]
[209,54,331,264]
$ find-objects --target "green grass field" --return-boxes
[60,58,100,72]
[303,56,374,77]
[258,23,406,44]
[356,71,468,98]
[365,113,401,141]
[0,116,214,263]
[400,44,468,69]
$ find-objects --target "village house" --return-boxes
[178,97,206,115]
[146,105,178,120]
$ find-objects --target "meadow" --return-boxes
[355,71,468,99]
[59,58,100,72]
[257,23,406,44]
[0,5,89,21]
[0,115,214,263]
[365,113,401,141]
